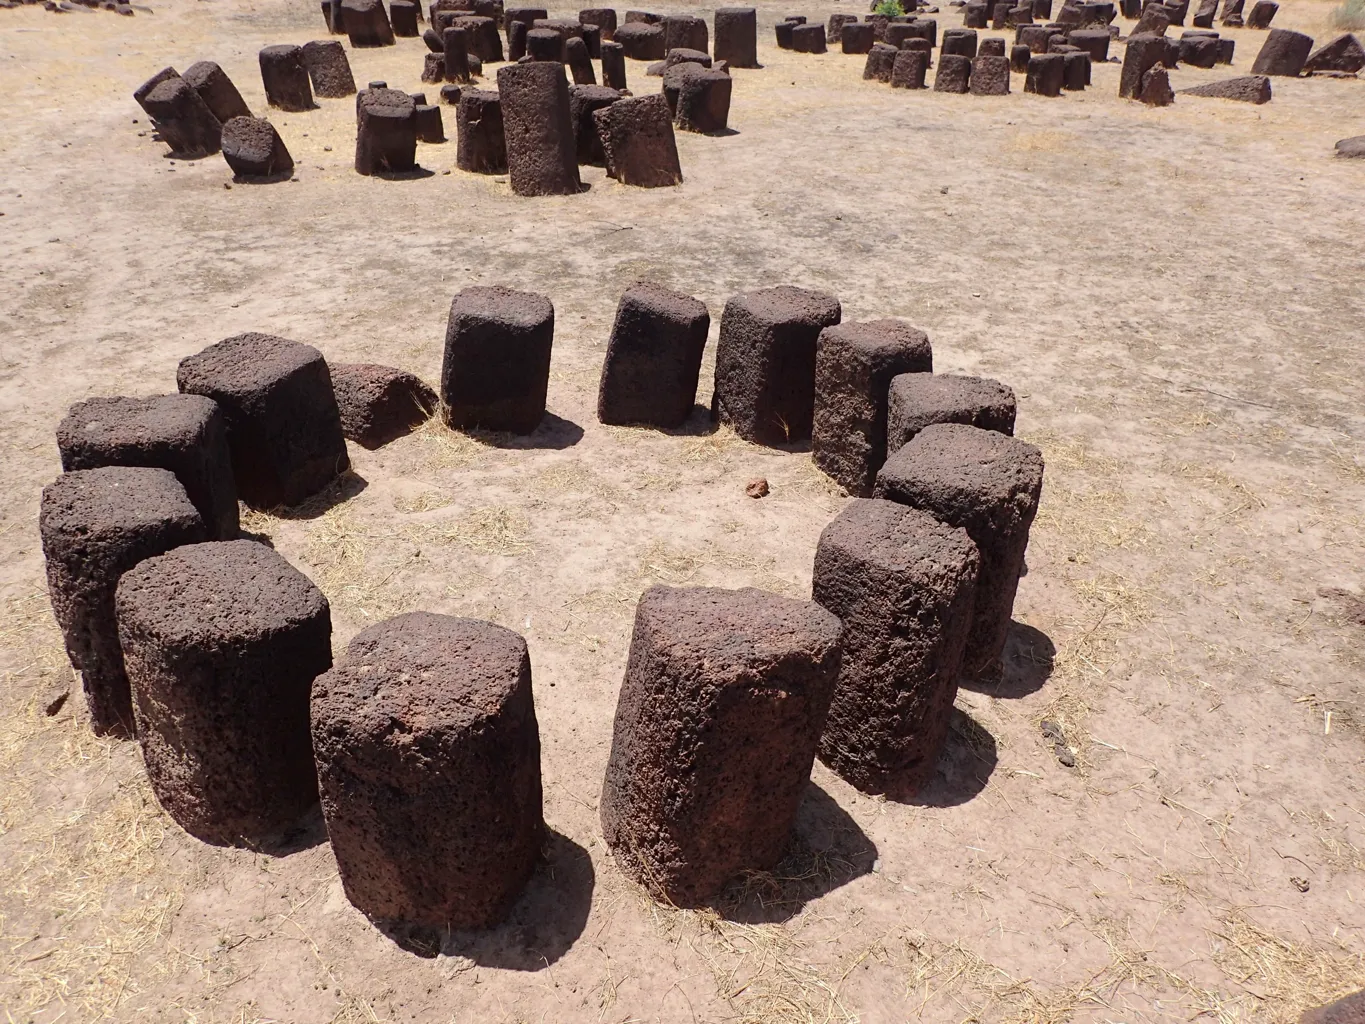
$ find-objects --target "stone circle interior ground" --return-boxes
[1,0,1364,1019]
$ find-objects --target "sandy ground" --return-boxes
[2,0,1365,1020]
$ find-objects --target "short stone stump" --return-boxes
[355,87,417,174]
[176,333,349,510]
[891,48,930,87]
[41,467,205,736]
[601,39,629,87]
[330,363,437,448]
[813,499,979,795]
[1251,27,1313,76]
[865,41,900,80]
[615,20,666,59]
[715,6,759,66]
[593,92,683,187]
[57,393,238,540]
[182,60,251,123]
[812,320,933,497]
[116,539,330,844]
[597,282,710,427]
[875,423,1044,678]
[674,66,732,133]
[497,61,582,197]
[791,22,827,52]
[221,116,294,179]
[886,372,1017,455]
[442,286,555,434]
[457,88,507,172]
[714,286,842,446]
[342,0,396,45]
[843,21,876,53]
[600,585,842,906]
[142,76,222,158]
[302,39,356,97]
[311,612,544,933]
[569,84,620,164]
[1025,51,1064,94]
[935,51,973,90]
[259,44,316,111]
[663,12,708,52]
[971,53,1011,92]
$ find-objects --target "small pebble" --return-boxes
[1291,876,1310,893]
[746,478,769,499]
[323,145,332,151]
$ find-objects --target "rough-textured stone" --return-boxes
[390,0,420,34]
[355,87,417,173]
[875,423,1044,677]
[311,613,543,933]
[970,52,1011,91]
[674,66,731,133]
[813,499,979,795]
[792,22,827,51]
[177,334,349,509]
[1221,0,1244,24]
[182,61,251,122]
[600,585,843,906]
[142,76,222,157]
[1063,49,1091,85]
[1217,36,1236,62]
[569,84,621,164]
[1301,990,1365,1024]
[498,62,581,196]
[450,14,503,60]
[597,282,709,428]
[715,7,758,66]
[812,321,933,496]
[943,26,979,56]
[41,467,206,737]
[1335,135,1365,158]
[442,286,554,434]
[1179,31,1219,65]
[1120,32,1167,96]
[843,20,876,52]
[1192,0,1217,25]
[259,44,315,111]
[886,373,1017,455]
[594,92,683,187]
[342,0,396,45]
[329,363,436,448]
[865,41,900,79]
[57,394,238,540]
[580,6,617,38]
[526,26,562,59]
[134,66,181,114]
[566,35,596,83]
[935,51,973,89]
[1140,63,1174,102]
[220,115,294,178]
[422,52,446,82]
[1011,41,1032,69]
[601,39,629,87]
[1304,32,1363,72]
[116,540,329,844]
[1245,0,1276,27]
[714,287,842,446]
[891,47,930,86]
[506,4,548,31]
[443,26,473,83]
[1180,73,1272,100]
[455,88,506,171]
[1250,20,1312,69]
[663,12,708,52]
[301,39,356,97]
[615,20,666,58]
[1025,51,1064,92]
[980,36,1006,56]
[828,11,859,41]
[1134,0,1171,32]
[1068,26,1109,60]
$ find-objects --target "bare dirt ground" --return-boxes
[3,0,1365,1020]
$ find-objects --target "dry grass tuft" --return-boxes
[393,491,454,514]
[398,416,488,472]
[301,503,418,625]
[1207,911,1365,1023]
[681,426,752,463]
[436,506,533,556]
